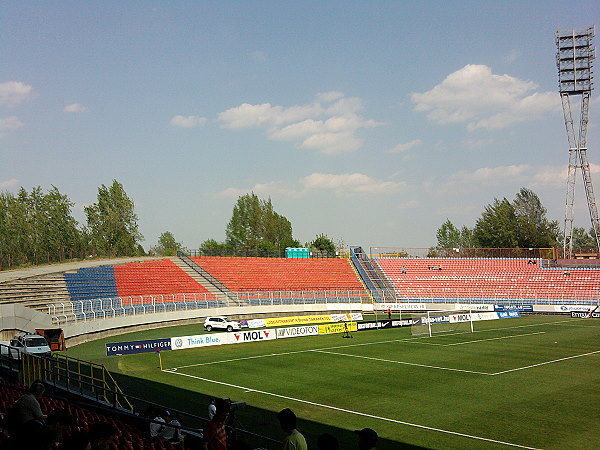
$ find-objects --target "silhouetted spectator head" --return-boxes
[355,427,378,450]
[89,421,116,450]
[318,432,339,450]
[63,431,92,450]
[29,381,45,398]
[214,398,231,418]
[277,408,297,433]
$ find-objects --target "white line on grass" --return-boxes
[490,349,600,376]
[162,369,540,449]
[440,331,546,346]
[312,350,492,375]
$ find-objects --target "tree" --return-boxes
[473,198,519,248]
[225,193,298,254]
[152,231,183,256]
[85,180,143,256]
[572,226,596,249]
[436,220,461,248]
[512,188,559,248]
[199,238,229,256]
[309,234,336,254]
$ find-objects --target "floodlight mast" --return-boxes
[557,26,598,258]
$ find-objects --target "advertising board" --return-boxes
[495,304,533,312]
[318,322,357,335]
[170,333,227,350]
[264,314,333,327]
[275,325,320,339]
[229,329,277,344]
[106,338,171,356]
[571,311,600,319]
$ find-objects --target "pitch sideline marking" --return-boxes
[162,369,539,449]
[490,349,600,376]
[312,349,492,375]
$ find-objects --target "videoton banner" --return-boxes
[318,322,357,335]
[170,333,227,350]
[276,325,319,339]
[571,311,600,319]
[230,329,276,344]
[264,314,333,327]
[106,338,171,356]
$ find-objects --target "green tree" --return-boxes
[512,188,559,248]
[308,234,336,254]
[152,231,183,256]
[436,220,461,248]
[199,238,229,256]
[572,226,596,249]
[85,180,143,256]
[473,198,519,248]
[225,193,298,254]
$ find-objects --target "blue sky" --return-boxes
[1,1,599,251]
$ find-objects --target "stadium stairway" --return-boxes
[172,257,244,305]
[0,273,71,312]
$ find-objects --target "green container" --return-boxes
[285,247,310,258]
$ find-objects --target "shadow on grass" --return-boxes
[111,371,431,450]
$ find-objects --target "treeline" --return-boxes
[435,187,597,250]
[0,180,143,270]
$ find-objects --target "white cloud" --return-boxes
[301,173,407,195]
[0,81,33,107]
[0,178,19,189]
[64,103,88,113]
[385,139,422,154]
[0,116,24,132]
[249,50,267,62]
[503,49,521,64]
[170,115,207,128]
[218,92,380,154]
[411,64,559,131]
[217,172,406,198]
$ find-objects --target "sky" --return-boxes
[1,1,599,252]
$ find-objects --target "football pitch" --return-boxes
[68,315,600,449]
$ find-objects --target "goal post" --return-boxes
[410,309,474,337]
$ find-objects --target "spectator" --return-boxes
[208,398,217,420]
[317,432,339,450]
[162,412,184,443]
[46,408,74,447]
[203,398,230,450]
[8,381,47,431]
[89,422,116,450]
[355,428,378,450]
[149,408,168,439]
[277,408,307,450]
[63,431,92,450]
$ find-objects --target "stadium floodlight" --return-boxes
[557,27,598,258]
[410,309,474,338]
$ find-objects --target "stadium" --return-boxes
[1,246,599,449]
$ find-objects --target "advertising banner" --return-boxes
[571,311,600,319]
[497,311,521,319]
[246,319,267,329]
[495,304,533,312]
[229,329,277,344]
[318,322,357,335]
[170,333,228,350]
[554,305,593,313]
[472,312,500,321]
[264,314,332,327]
[375,303,427,311]
[357,321,392,331]
[455,304,494,312]
[391,319,414,328]
[106,338,171,356]
[276,325,320,339]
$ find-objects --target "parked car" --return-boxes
[204,316,241,332]
[0,333,52,359]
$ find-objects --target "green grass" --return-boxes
[63,315,600,449]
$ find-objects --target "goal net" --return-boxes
[410,309,474,337]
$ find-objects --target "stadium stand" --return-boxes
[64,265,119,302]
[375,257,600,302]
[190,256,364,291]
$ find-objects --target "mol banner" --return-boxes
[276,325,320,339]
[106,338,171,356]
[264,314,333,327]
[318,322,357,335]
[170,333,228,350]
[229,329,277,344]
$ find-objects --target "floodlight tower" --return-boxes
[557,26,598,258]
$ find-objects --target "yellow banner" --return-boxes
[318,322,358,335]
[264,314,333,327]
